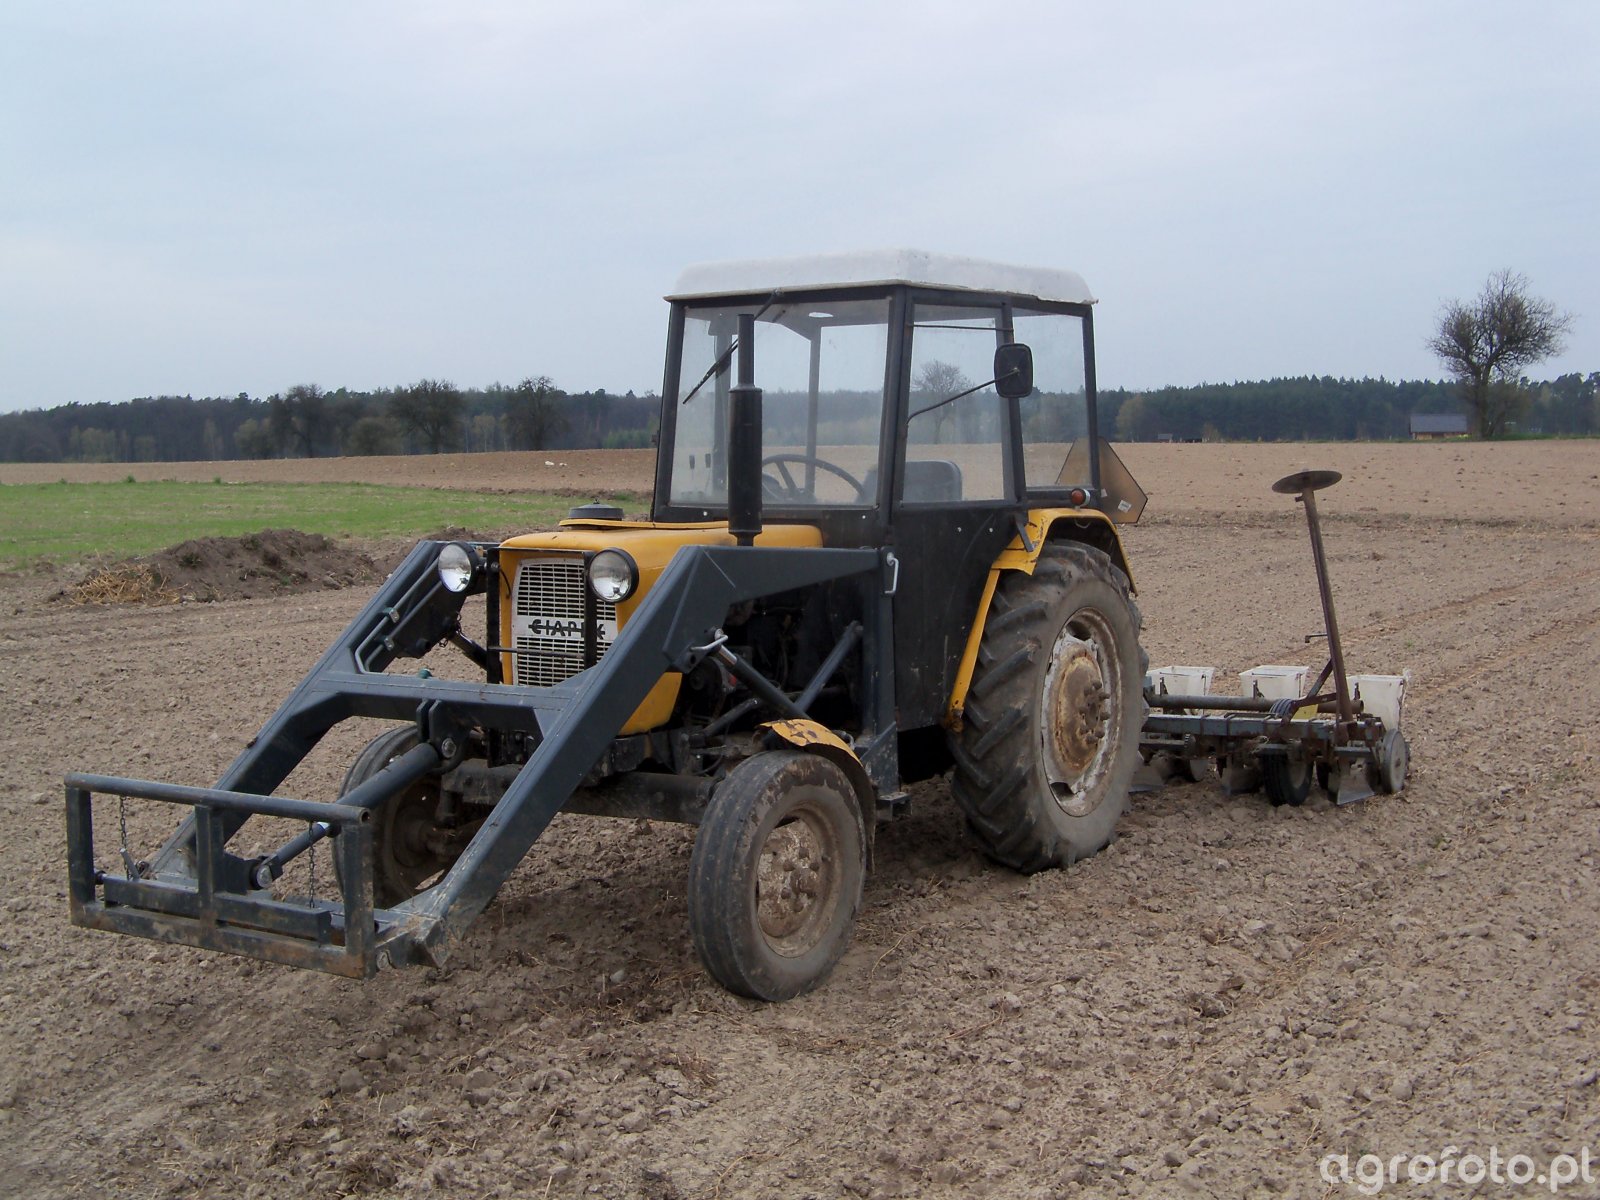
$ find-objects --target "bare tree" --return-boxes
[1114,393,1150,441]
[389,379,465,453]
[234,417,278,459]
[912,360,972,443]
[1428,270,1573,438]
[268,383,329,457]
[345,415,402,457]
[504,375,569,450]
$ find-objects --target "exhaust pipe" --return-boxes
[727,312,763,547]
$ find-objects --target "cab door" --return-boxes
[888,295,1023,732]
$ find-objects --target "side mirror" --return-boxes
[993,343,1034,400]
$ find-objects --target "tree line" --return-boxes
[0,378,661,464]
[1,370,1595,465]
[1101,372,1597,443]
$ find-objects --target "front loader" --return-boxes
[66,250,1406,1001]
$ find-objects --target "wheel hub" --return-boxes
[755,809,839,956]
[1041,625,1115,818]
[391,802,439,863]
[377,788,457,898]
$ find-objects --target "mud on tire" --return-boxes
[688,750,867,1001]
[949,543,1146,872]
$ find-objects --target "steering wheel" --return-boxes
[760,453,867,503]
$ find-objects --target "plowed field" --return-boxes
[2,441,1596,1198]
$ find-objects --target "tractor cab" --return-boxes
[649,251,1146,741]
[652,249,1145,539]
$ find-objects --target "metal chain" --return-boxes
[306,821,317,907]
[117,795,141,879]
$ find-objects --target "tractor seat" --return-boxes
[901,458,963,502]
[863,459,964,503]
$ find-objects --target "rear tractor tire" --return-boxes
[688,750,867,1001]
[950,543,1146,872]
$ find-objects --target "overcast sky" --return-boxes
[2,1,1595,414]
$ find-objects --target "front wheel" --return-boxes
[687,750,867,1001]
[337,727,475,908]
[950,543,1146,871]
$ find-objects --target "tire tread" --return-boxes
[949,543,1147,871]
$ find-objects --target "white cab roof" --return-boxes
[669,249,1094,305]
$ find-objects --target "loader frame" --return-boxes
[68,538,896,977]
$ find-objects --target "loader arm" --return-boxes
[388,543,886,966]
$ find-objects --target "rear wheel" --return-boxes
[688,750,866,1001]
[949,544,1146,871]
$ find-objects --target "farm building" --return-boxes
[1409,412,1470,439]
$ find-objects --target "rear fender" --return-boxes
[944,509,1133,730]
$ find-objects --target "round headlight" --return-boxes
[437,542,477,593]
[588,549,638,603]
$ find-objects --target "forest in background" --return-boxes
[1,371,1595,464]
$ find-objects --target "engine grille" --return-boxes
[510,557,616,687]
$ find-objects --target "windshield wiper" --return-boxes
[909,377,995,421]
[680,291,783,406]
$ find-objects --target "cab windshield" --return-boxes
[668,296,891,508]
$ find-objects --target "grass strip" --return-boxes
[0,479,645,568]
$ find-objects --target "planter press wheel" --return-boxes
[1262,754,1313,807]
[1262,697,1312,807]
[1374,728,1409,793]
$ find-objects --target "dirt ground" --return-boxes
[60,530,387,605]
[2,442,1597,1199]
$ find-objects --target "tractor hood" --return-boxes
[500,519,822,565]
[495,521,825,733]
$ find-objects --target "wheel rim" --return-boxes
[754,795,842,958]
[1378,730,1409,792]
[377,777,455,900]
[1040,607,1121,817]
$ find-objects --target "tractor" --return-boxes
[69,250,1378,1001]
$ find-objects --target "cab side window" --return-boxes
[904,304,1010,502]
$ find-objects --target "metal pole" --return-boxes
[1280,476,1356,723]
